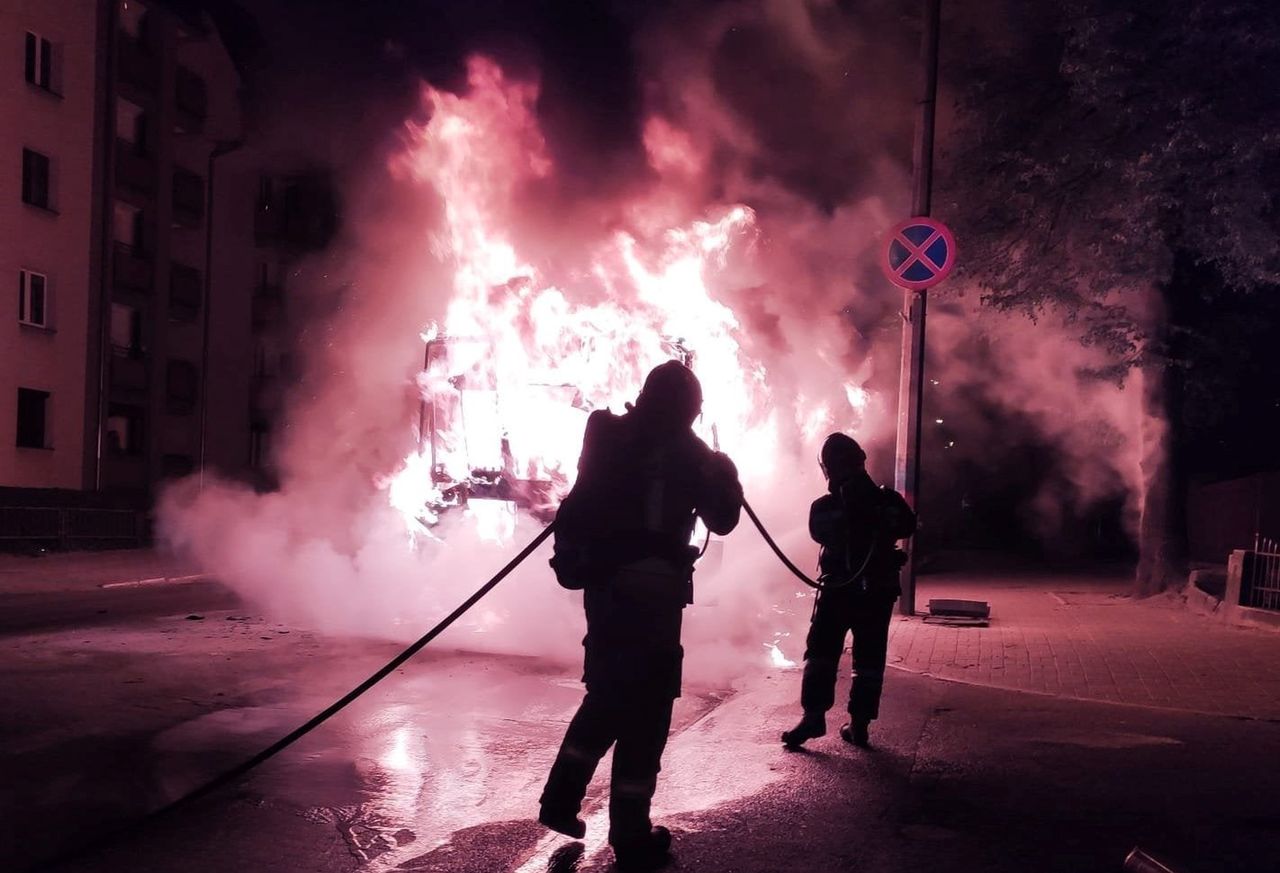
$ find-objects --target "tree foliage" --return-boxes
[942,0,1280,354]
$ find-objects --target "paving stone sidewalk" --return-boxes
[0,548,203,594]
[888,571,1280,721]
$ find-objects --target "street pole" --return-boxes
[894,0,941,616]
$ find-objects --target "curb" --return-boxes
[99,573,209,590]
[886,662,1280,723]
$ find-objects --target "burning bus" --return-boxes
[415,332,699,527]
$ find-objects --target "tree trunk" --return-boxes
[1134,284,1188,596]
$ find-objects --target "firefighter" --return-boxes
[540,360,742,870]
[781,432,916,749]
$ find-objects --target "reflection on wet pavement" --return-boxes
[3,624,736,873]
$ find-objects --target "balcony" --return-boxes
[113,244,152,293]
[116,33,158,96]
[174,66,207,134]
[169,263,202,321]
[109,356,149,393]
[114,139,156,198]
[172,168,205,228]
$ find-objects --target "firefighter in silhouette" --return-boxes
[540,360,742,870]
[781,433,916,749]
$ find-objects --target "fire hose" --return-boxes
[741,497,877,591]
[740,498,826,589]
[29,523,556,872]
[30,498,840,871]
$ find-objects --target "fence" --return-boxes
[0,506,145,551]
[1242,538,1280,612]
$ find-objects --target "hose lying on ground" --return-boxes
[29,522,556,873]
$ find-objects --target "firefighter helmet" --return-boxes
[634,360,703,428]
[819,432,867,480]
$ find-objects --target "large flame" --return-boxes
[382,58,867,534]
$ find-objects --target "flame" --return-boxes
[467,499,516,545]
[380,57,868,536]
[766,641,798,669]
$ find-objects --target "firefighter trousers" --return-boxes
[800,588,897,723]
[540,688,676,845]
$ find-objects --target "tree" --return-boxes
[939,0,1280,592]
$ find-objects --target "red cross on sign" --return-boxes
[881,217,956,290]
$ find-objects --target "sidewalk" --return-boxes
[889,569,1280,721]
[0,548,204,595]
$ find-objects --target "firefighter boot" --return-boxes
[612,826,672,871]
[840,720,870,748]
[538,805,586,839]
[780,711,827,747]
[539,755,592,838]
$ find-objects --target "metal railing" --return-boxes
[1243,538,1280,611]
[0,506,145,550]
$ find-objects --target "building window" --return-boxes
[250,422,270,469]
[174,66,207,130]
[116,98,149,153]
[259,261,285,292]
[171,167,205,226]
[106,404,143,454]
[169,263,202,321]
[119,1,148,39]
[165,359,198,414]
[18,270,49,328]
[113,201,144,252]
[110,302,141,356]
[257,176,274,211]
[253,339,281,379]
[24,32,54,91]
[16,388,50,449]
[22,148,52,210]
[161,453,195,478]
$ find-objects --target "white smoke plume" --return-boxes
[925,293,1150,550]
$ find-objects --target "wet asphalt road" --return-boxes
[0,578,237,635]
[3,584,1279,873]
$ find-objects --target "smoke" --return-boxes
[161,479,585,660]
[923,291,1153,554]
[159,0,1152,685]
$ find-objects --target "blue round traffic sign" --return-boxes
[881,217,956,290]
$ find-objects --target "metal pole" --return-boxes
[93,0,119,491]
[894,0,941,616]
[198,139,244,491]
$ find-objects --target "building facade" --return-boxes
[0,0,310,546]
[0,0,104,491]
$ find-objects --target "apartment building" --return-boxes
[101,0,251,497]
[0,0,103,492]
[0,0,327,546]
